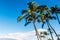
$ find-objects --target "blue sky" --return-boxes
[0,0,60,34]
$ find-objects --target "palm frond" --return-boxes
[57,8,60,13]
[42,22,45,28]
[50,7,56,13]
[40,35,45,38]
[50,5,58,14]
[37,5,47,9]
[39,14,45,19]
[37,18,41,22]
[48,38,52,40]
[22,10,27,14]
[25,22,31,26]
[48,16,56,20]
[27,2,34,5]
[17,14,27,22]
[37,14,45,22]
[43,31,48,35]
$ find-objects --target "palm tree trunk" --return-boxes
[50,29,54,40]
[33,19,41,40]
[47,22,59,40]
[48,22,57,36]
[56,13,60,24]
[47,24,54,40]
[46,19,54,40]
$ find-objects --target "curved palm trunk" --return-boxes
[33,19,41,40]
[47,22,59,40]
[56,13,60,24]
[49,28,54,40]
[47,24,54,40]
[57,37,60,40]
[42,22,45,28]
[48,28,54,40]
[46,20,54,40]
[48,22,57,36]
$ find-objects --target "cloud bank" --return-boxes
[0,29,47,40]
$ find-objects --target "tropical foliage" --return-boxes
[17,2,60,40]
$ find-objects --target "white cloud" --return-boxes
[0,29,47,40]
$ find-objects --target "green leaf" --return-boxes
[25,22,31,26]
[22,10,27,14]
[48,16,56,20]
[37,14,45,22]
[42,22,45,28]
[17,14,27,22]
[48,28,51,31]
[43,32,48,35]
[40,35,45,38]
[48,38,52,40]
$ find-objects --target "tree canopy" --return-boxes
[17,2,60,40]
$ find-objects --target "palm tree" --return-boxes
[37,5,48,14]
[50,5,60,24]
[44,12,57,40]
[45,16,57,40]
[34,4,58,40]
[36,5,51,28]
[40,31,49,40]
[17,2,60,40]
[17,2,41,40]
[36,7,57,40]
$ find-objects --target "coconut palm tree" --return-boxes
[45,16,57,40]
[17,2,41,40]
[36,5,51,28]
[37,5,48,14]
[40,31,49,39]
[17,1,60,40]
[36,4,59,40]
[50,5,60,24]
[36,7,57,40]
[44,12,57,40]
